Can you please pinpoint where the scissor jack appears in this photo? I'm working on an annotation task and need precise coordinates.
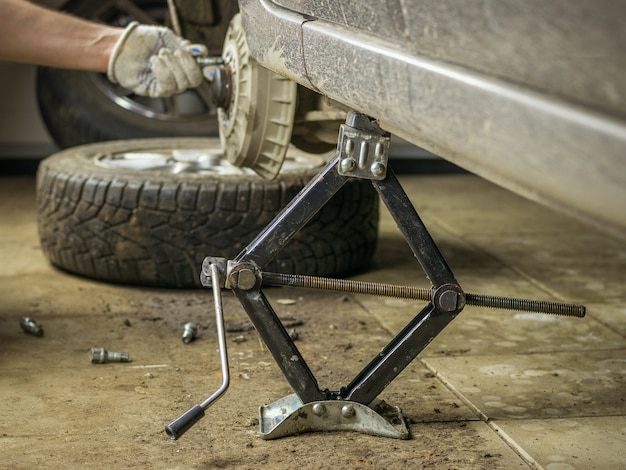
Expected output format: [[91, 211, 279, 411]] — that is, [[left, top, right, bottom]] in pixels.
[[166, 112, 585, 440]]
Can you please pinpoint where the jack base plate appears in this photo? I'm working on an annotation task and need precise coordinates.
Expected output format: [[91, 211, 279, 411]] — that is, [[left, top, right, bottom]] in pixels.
[[259, 394, 409, 440]]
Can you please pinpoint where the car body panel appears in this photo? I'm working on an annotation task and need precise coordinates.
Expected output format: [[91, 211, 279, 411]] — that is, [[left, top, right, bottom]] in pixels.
[[239, 0, 626, 239]]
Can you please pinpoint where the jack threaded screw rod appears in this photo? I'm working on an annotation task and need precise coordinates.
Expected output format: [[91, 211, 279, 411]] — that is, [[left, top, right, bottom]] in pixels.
[[261, 272, 585, 317]]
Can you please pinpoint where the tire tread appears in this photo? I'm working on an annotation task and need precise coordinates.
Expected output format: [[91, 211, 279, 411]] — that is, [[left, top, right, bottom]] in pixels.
[[37, 140, 379, 287]]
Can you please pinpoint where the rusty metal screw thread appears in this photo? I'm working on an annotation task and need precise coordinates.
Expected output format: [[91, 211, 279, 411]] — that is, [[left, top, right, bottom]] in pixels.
[[261, 272, 585, 317], [464, 293, 585, 317], [262, 272, 432, 300]]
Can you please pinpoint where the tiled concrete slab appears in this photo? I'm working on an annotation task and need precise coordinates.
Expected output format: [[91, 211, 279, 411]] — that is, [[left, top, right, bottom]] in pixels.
[[468, 232, 626, 303], [497, 417, 626, 470], [352, 229, 620, 358], [1, 267, 485, 467], [0, 420, 530, 469], [352, 274, 621, 358], [585, 300, 626, 337], [425, 351, 626, 420], [2, 172, 625, 468], [0, 177, 43, 276], [397, 174, 595, 237]]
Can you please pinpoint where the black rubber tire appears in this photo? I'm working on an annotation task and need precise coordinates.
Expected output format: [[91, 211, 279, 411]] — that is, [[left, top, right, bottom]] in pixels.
[[36, 138, 379, 288], [36, 0, 218, 149], [37, 68, 218, 148]]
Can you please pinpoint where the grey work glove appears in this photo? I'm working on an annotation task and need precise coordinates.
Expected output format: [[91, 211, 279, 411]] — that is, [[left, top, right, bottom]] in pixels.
[[107, 21, 207, 98]]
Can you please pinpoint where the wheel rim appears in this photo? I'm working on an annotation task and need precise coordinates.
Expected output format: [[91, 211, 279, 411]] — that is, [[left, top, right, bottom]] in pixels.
[[77, 0, 216, 123], [93, 142, 328, 176]]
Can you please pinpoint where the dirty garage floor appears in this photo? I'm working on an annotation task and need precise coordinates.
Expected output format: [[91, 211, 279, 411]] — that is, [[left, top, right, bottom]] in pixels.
[[1, 172, 624, 469]]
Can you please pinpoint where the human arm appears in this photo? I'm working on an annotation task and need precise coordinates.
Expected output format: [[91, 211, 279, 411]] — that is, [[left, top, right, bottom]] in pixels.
[[0, 0, 208, 97], [0, 0, 121, 72]]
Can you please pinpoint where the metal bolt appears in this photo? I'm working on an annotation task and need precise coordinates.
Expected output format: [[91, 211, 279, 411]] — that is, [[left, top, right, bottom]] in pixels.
[[340, 158, 356, 172], [181, 322, 198, 344], [90, 347, 130, 364], [234, 268, 257, 290], [370, 161, 386, 178], [20, 317, 43, 337], [341, 404, 355, 418], [438, 289, 459, 312], [312, 403, 326, 416], [195, 56, 225, 67]]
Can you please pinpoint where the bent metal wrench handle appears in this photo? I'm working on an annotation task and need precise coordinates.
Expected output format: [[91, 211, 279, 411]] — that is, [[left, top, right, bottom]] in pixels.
[[165, 263, 230, 440]]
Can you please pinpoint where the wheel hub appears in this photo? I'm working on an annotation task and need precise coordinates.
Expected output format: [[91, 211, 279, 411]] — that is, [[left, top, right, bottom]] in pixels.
[[214, 14, 298, 179]]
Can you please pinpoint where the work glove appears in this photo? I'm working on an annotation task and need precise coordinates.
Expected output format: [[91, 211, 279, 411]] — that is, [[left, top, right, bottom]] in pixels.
[[107, 21, 207, 98]]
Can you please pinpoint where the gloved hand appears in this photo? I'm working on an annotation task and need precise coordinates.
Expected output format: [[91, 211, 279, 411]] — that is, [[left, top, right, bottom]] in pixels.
[[107, 21, 207, 98]]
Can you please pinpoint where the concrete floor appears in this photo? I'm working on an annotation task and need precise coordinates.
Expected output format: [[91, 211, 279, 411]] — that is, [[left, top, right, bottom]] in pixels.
[[1, 172, 624, 469]]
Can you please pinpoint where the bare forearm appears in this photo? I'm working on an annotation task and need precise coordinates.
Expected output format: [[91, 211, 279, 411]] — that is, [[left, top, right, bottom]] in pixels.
[[0, 0, 123, 72]]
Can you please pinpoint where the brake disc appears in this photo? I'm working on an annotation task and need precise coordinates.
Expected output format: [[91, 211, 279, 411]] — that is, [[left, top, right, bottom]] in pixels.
[[217, 14, 298, 179]]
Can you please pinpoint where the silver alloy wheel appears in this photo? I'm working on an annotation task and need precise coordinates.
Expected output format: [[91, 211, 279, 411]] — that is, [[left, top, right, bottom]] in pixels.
[[37, 0, 221, 149], [86, 0, 216, 124], [36, 138, 379, 288], [94, 146, 328, 175]]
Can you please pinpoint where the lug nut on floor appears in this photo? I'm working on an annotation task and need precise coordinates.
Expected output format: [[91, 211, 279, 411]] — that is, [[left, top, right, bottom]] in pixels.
[[90, 347, 130, 364], [20, 317, 43, 337], [181, 322, 198, 344]]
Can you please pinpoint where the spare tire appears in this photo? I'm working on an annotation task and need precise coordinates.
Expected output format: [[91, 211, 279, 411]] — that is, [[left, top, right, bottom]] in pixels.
[[36, 138, 379, 287]]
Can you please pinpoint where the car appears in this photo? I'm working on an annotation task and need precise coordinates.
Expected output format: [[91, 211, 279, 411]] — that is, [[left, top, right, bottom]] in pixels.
[[229, 0, 626, 239], [32, 0, 449, 288], [29, 0, 626, 241]]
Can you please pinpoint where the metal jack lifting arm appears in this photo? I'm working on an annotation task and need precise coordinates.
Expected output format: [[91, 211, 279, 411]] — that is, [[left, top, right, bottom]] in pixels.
[[167, 111, 585, 440], [224, 155, 352, 403], [221, 113, 468, 408], [226, 163, 467, 406]]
